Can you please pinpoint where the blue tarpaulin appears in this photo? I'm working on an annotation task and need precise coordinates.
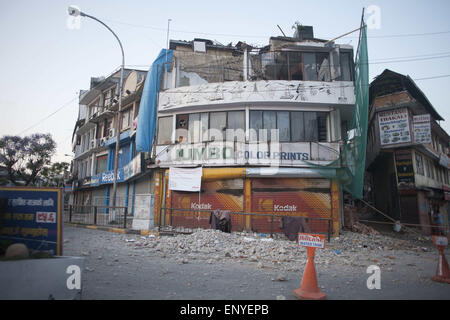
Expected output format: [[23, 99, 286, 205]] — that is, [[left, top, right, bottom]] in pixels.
[[136, 49, 173, 153]]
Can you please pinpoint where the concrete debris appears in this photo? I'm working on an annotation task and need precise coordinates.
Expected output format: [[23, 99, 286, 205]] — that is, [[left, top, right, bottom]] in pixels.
[[349, 222, 379, 235], [114, 227, 434, 273], [276, 295, 286, 300]]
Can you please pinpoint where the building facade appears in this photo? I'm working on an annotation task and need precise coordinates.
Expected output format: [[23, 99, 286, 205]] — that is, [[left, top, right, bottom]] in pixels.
[[150, 27, 358, 236], [366, 69, 450, 234], [70, 68, 154, 228]]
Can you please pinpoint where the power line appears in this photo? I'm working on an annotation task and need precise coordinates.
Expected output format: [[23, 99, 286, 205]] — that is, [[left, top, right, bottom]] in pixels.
[[369, 54, 450, 65], [413, 74, 450, 81], [100, 17, 450, 40], [370, 51, 450, 61], [16, 97, 78, 136]]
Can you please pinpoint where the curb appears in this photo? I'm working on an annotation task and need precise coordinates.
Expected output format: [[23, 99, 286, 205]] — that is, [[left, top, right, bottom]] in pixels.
[[64, 222, 159, 237]]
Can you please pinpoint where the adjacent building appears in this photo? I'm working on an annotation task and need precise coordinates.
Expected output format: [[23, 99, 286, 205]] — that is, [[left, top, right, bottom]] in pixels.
[[70, 68, 154, 228], [366, 69, 450, 234]]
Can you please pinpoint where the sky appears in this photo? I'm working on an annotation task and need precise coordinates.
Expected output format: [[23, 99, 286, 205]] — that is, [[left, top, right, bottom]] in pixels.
[[1, 0, 450, 163]]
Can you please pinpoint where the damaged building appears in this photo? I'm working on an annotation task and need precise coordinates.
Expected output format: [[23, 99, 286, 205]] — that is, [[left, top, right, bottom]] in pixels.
[[365, 69, 450, 234], [150, 26, 358, 236]]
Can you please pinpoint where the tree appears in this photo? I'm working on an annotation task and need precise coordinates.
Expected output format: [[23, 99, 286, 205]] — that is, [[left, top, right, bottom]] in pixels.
[[0, 133, 56, 186], [40, 162, 70, 187]]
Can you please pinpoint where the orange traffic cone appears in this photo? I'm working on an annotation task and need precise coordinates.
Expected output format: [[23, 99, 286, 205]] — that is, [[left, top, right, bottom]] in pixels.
[[431, 245, 450, 284], [293, 247, 326, 300]]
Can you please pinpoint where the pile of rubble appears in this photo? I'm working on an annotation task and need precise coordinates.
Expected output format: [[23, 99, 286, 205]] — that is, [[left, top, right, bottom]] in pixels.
[[124, 227, 433, 272], [348, 222, 380, 235]]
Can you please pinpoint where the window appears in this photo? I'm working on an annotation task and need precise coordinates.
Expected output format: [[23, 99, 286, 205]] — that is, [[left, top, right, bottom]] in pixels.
[[263, 111, 276, 141], [249, 111, 263, 142], [96, 155, 108, 174], [303, 53, 317, 81], [415, 153, 424, 175], [103, 87, 115, 107], [176, 114, 188, 142], [425, 158, 430, 177], [339, 52, 353, 81], [291, 112, 305, 142], [304, 112, 318, 141], [185, 112, 209, 143], [277, 111, 290, 142], [121, 109, 131, 130], [97, 123, 104, 139], [316, 52, 331, 81], [157, 116, 173, 144], [250, 110, 328, 143], [209, 112, 227, 141], [261, 51, 331, 82], [226, 111, 245, 141], [188, 113, 201, 143], [430, 160, 435, 180], [287, 52, 303, 81]]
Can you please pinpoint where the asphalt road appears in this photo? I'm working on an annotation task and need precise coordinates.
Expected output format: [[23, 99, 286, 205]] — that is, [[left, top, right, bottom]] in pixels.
[[62, 226, 450, 300]]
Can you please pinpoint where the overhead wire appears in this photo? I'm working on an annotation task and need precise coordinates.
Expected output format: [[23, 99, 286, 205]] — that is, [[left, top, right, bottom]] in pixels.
[[100, 17, 450, 40]]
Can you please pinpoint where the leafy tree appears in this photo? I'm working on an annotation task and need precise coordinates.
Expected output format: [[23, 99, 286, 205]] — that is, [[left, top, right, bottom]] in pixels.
[[0, 133, 56, 186], [40, 162, 70, 187]]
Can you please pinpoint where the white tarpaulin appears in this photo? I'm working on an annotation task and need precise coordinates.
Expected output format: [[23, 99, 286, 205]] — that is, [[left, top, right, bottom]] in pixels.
[[169, 167, 202, 192]]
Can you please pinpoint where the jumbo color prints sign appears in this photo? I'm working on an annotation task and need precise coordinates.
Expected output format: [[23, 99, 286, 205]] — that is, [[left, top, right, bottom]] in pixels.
[[378, 108, 411, 145], [298, 233, 326, 248], [0, 187, 62, 255]]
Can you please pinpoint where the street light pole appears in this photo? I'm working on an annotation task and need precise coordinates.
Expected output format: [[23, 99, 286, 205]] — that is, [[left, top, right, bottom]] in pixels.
[[68, 6, 124, 218]]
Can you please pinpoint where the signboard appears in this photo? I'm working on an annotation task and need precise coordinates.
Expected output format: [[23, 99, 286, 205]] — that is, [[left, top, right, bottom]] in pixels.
[[395, 149, 415, 187], [170, 179, 243, 230], [169, 167, 202, 192], [378, 108, 411, 145], [443, 185, 450, 201], [298, 233, 326, 249], [413, 114, 431, 144], [99, 168, 124, 185], [432, 235, 448, 247], [439, 153, 450, 170], [124, 153, 143, 181], [0, 187, 62, 255], [156, 141, 339, 167]]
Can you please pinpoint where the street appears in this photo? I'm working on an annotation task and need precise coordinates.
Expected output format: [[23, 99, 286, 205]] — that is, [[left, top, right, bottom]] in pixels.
[[63, 225, 450, 300]]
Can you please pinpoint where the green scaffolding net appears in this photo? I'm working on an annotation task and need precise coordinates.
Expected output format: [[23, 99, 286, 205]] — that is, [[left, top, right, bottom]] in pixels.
[[310, 22, 369, 199]]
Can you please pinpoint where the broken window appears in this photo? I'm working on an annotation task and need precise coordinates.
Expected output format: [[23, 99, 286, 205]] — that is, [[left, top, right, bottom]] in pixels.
[[339, 51, 353, 81], [316, 53, 331, 82], [287, 52, 303, 81], [303, 53, 317, 81]]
